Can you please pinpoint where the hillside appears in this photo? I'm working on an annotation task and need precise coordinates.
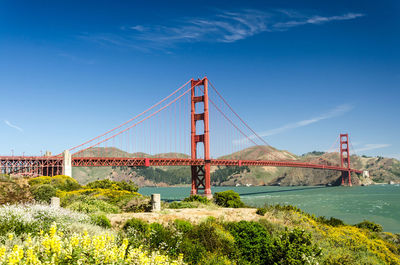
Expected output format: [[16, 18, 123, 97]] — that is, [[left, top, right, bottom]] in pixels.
[[73, 148, 190, 185], [1, 179, 399, 265], [72, 146, 400, 186], [219, 145, 298, 160]]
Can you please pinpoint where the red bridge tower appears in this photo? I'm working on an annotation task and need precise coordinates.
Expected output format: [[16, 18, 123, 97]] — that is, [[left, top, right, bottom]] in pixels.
[[190, 77, 212, 198], [340, 133, 352, 186]]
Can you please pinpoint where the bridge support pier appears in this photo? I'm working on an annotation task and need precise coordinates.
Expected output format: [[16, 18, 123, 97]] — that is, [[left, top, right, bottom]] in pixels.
[[340, 134, 352, 186], [190, 77, 212, 199], [341, 170, 352, 186], [63, 150, 72, 177]]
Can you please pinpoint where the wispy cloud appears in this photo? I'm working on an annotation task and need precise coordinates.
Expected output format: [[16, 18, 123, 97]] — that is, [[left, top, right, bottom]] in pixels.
[[131, 10, 269, 44], [83, 9, 365, 50], [130, 25, 148, 32], [260, 104, 353, 138], [354, 144, 391, 152], [273, 12, 364, 30], [233, 104, 353, 145], [4, 120, 23, 132]]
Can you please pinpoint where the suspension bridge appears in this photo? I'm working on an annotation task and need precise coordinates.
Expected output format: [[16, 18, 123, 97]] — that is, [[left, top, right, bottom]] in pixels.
[[0, 77, 363, 197]]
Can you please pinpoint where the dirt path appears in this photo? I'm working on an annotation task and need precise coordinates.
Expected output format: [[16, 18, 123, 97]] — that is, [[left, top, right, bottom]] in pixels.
[[108, 208, 261, 228]]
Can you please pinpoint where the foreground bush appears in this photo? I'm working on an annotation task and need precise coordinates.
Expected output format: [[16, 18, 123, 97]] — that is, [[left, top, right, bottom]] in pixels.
[[89, 213, 112, 228], [123, 218, 150, 236], [316, 216, 345, 227], [355, 220, 383, 232], [30, 184, 57, 203], [120, 217, 326, 265], [0, 223, 185, 264], [269, 228, 322, 265], [0, 204, 90, 236], [180, 218, 235, 263], [226, 221, 272, 264], [183, 195, 210, 204], [65, 196, 120, 214], [256, 207, 267, 216], [173, 219, 193, 233], [58, 188, 140, 206], [85, 179, 139, 193], [29, 175, 81, 191], [213, 190, 244, 208]]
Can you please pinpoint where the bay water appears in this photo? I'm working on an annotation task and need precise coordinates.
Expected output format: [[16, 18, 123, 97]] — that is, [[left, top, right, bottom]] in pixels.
[[140, 184, 400, 233]]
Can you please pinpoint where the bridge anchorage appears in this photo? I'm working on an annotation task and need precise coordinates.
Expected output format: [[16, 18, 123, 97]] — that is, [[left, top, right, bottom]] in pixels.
[[0, 76, 363, 196]]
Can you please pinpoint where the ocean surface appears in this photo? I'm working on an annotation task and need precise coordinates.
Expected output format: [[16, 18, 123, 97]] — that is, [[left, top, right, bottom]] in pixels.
[[140, 185, 400, 233]]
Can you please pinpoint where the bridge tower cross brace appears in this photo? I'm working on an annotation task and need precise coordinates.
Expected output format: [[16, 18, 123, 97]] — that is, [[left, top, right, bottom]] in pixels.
[[190, 77, 212, 198], [340, 133, 352, 186]]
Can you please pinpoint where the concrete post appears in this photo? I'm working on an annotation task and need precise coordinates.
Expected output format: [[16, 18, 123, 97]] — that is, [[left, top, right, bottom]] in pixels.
[[151, 194, 161, 212], [63, 150, 72, 177], [51, 197, 60, 208]]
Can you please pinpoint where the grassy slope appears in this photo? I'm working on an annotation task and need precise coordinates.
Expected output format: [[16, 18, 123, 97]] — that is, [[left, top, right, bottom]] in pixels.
[[108, 205, 400, 264], [1, 176, 399, 264]]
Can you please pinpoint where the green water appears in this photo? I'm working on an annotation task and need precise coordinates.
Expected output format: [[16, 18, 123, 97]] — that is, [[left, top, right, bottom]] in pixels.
[[140, 185, 400, 233]]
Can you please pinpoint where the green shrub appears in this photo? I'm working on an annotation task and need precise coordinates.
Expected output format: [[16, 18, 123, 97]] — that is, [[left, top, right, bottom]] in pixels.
[[179, 238, 207, 264], [179, 219, 235, 264], [31, 184, 57, 203], [168, 201, 197, 209], [58, 188, 139, 206], [89, 213, 111, 228], [123, 218, 149, 235], [123, 218, 150, 248], [355, 220, 383, 232], [226, 221, 272, 264], [183, 195, 210, 204], [149, 223, 181, 257], [268, 228, 322, 264], [66, 197, 119, 214], [29, 175, 81, 191], [270, 204, 302, 213], [317, 216, 345, 227], [51, 175, 81, 191], [256, 207, 267, 216], [28, 176, 52, 186], [213, 190, 244, 208], [173, 219, 193, 233], [86, 179, 138, 192], [258, 219, 284, 235], [189, 218, 235, 255]]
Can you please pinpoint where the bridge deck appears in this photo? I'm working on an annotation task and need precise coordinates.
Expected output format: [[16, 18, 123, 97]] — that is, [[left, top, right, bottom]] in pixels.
[[0, 156, 362, 174]]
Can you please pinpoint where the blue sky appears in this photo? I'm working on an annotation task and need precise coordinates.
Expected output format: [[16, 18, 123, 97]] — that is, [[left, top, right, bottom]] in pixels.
[[0, 0, 399, 158]]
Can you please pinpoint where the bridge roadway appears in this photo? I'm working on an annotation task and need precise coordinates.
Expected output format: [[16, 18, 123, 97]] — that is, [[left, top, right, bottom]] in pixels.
[[0, 156, 363, 174]]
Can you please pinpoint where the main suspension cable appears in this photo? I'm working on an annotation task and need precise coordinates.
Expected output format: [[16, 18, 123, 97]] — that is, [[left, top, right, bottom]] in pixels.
[[65, 79, 191, 155]]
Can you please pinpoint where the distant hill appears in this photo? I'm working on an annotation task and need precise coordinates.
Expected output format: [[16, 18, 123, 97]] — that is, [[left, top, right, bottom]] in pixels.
[[72, 146, 400, 187], [219, 145, 297, 161], [79, 147, 189, 159]]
